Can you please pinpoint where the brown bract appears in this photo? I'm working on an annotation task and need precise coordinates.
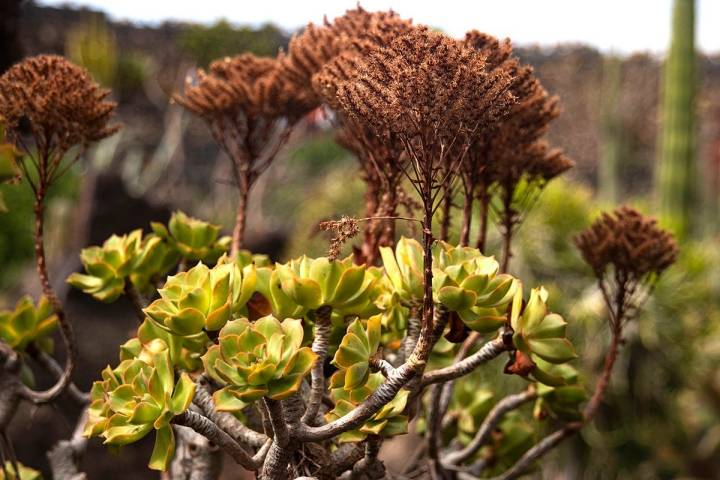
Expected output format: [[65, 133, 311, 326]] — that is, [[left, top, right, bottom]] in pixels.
[[0, 55, 119, 156], [574, 206, 679, 280]]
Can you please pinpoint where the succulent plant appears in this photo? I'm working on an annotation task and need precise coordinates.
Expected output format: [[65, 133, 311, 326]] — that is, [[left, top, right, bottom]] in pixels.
[[202, 316, 316, 411], [274, 255, 377, 313], [151, 211, 231, 264], [84, 341, 196, 471], [533, 363, 586, 421], [451, 381, 495, 444], [432, 241, 518, 333], [380, 238, 518, 333], [379, 237, 425, 303], [0, 296, 58, 352], [484, 413, 536, 475], [326, 373, 409, 442], [0, 462, 43, 480], [144, 260, 256, 336], [506, 287, 578, 386], [329, 315, 381, 392], [67, 229, 176, 302], [120, 318, 210, 372]]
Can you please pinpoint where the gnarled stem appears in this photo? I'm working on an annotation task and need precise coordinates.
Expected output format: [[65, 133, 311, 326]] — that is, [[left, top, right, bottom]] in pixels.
[[421, 334, 509, 387], [173, 410, 262, 471], [193, 378, 268, 447], [302, 306, 332, 425]]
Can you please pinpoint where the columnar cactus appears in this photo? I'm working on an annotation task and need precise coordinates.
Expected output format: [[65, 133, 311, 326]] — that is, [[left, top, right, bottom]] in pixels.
[[202, 316, 316, 411], [151, 211, 231, 263], [656, 0, 697, 238], [84, 342, 196, 470], [0, 296, 58, 352], [143, 260, 255, 336], [67, 229, 175, 302]]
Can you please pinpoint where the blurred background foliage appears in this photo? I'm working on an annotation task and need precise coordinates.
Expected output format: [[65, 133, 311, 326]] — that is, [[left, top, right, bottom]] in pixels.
[[1, 0, 719, 478]]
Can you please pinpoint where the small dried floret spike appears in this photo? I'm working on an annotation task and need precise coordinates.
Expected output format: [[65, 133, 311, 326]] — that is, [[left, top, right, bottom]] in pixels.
[[319, 216, 360, 261], [575, 206, 678, 282], [0, 55, 119, 185]]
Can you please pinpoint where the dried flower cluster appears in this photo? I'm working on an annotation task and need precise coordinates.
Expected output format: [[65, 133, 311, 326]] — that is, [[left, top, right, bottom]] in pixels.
[[309, 9, 414, 264], [175, 53, 314, 253], [318, 215, 360, 260], [282, 7, 414, 107], [0, 55, 119, 163], [575, 206, 679, 281], [335, 27, 515, 148]]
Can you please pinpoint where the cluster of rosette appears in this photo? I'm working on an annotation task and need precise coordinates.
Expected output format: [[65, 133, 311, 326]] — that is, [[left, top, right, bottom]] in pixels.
[[72, 227, 581, 469]]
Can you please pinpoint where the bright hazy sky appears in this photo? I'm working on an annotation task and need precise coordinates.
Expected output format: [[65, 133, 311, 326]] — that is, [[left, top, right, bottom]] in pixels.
[[39, 0, 720, 54]]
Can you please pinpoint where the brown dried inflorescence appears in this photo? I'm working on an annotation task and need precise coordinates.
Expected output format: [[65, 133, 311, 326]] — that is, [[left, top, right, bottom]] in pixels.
[[319, 216, 360, 261], [174, 53, 313, 253], [574, 206, 678, 281], [282, 6, 414, 108], [0, 55, 119, 159], [336, 26, 515, 146]]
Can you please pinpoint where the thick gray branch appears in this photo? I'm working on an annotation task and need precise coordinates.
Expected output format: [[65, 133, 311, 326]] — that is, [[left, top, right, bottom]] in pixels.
[[443, 388, 537, 466], [302, 306, 331, 425], [420, 336, 508, 387], [487, 423, 580, 480], [173, 410, 262, 471], [193, 378, 267, 447], [47, 409, 88, 480]]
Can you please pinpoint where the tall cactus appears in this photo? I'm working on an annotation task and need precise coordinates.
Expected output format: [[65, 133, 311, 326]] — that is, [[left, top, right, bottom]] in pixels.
[[599, 54, 623, 204], [656, 0, 696, 239]]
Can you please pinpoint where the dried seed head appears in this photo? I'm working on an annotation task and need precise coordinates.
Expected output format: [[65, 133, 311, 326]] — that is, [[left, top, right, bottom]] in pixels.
[[0, 55, 119, 155], [335, 26, 516, 145], [574, 206, 679, 281], [282, 7, 414, 109], [319, 216, 361, 261], [525, 140, 575, 182], [175, 53, 312, 121]]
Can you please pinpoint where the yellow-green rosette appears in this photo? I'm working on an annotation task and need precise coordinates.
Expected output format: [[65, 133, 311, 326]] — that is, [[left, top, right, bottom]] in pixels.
[[84, 341, 196, 471], [151, 211, 230, 264], [507, 287, 578, 386], [67, 229, 176, 302], [0, 296, 58, 352], [202, 316, 317, 411], [329, 315, 381, 392], [143, 260, 255, 336], [432, 241, 518, 333]]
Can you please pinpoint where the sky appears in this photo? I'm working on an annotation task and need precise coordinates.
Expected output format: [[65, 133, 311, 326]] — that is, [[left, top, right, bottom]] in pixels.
[[39, 0, 720, 54]]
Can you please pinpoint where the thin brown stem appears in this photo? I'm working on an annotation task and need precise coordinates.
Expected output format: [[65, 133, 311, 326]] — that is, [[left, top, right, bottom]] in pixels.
[[21, 192, 75, 404], [460, 186, 474, 247], [584, 322, 623, 421], [475, 190, 490, 253], [124, 282, 147, 324], [231, 176, 250, 258]]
